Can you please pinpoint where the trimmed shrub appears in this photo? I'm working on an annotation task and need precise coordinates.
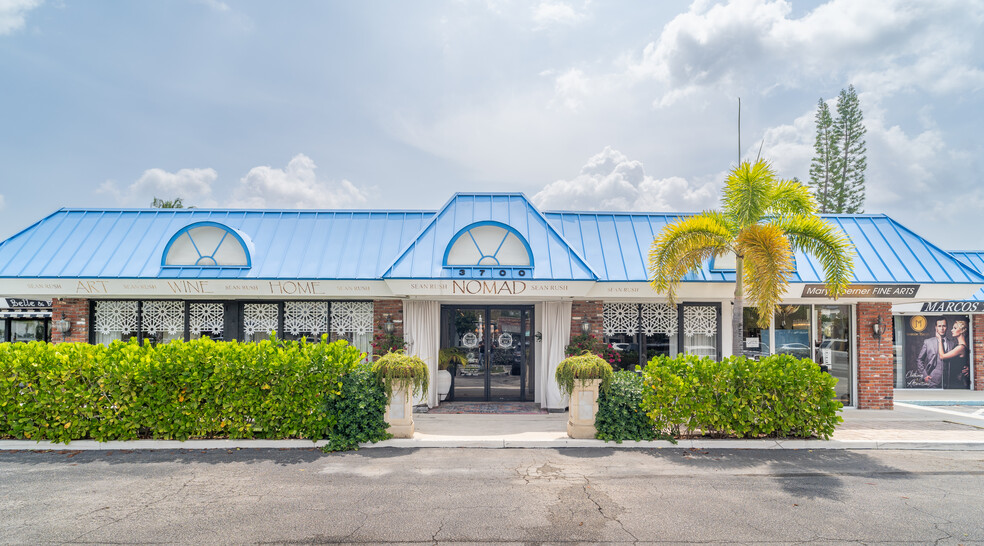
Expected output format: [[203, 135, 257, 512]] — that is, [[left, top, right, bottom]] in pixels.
[[324, 362, 390, 452], [595, 371, 660, 443], [0, 337, 369, 444], [641, 353, 843, 439]]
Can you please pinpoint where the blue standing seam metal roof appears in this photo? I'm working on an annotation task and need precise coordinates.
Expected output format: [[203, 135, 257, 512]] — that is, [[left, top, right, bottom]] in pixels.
[[950, 252, 984, 301], [0, 194, 981, 286]]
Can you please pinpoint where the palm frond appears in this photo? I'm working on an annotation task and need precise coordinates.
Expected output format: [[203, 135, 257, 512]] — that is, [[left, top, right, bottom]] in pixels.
[[649, 213, 732, 304], [736, 224, 794, 328], [767, 178, 817, 218], [722, 160, 775, 229], [779, 215, 855, 298]]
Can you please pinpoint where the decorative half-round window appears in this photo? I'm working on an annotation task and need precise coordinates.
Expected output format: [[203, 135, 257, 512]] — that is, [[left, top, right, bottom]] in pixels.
[[162, 222, 251, 268], [444, 222, 532, 268]]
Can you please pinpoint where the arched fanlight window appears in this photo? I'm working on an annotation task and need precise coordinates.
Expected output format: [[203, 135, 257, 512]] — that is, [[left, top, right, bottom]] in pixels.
[[161, 222, 251, 268], [443, 222, 533, 268]]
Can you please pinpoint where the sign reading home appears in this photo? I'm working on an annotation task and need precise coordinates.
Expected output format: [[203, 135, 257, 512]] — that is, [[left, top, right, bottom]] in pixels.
[[801, 284, 919, 298]]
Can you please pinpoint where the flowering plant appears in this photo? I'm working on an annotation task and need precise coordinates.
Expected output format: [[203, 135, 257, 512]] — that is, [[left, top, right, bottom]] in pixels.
[[564, 334, 622, 368], [371, 331, 406, 359]]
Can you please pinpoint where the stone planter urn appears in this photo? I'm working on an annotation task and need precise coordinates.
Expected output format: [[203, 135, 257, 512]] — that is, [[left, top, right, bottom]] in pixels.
[[384, 381, 415, 439], [567, 378, 602, 439]]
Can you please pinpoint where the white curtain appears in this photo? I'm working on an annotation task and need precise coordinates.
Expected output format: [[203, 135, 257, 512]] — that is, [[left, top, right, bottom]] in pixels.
[[541, 301, 571, 410], [403, 300, 440, 407]]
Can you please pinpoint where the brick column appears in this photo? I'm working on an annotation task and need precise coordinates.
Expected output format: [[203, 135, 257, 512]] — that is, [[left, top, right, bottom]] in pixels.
[[856, 302, 894, 409], [372, 299, 404, 339], [571, 300, 603, 339], [974, 315, 984, 391], [50, 298, 90, 344]]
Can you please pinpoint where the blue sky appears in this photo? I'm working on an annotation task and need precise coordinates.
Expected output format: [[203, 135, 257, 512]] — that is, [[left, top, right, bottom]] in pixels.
[[1, 0, 982, 249]]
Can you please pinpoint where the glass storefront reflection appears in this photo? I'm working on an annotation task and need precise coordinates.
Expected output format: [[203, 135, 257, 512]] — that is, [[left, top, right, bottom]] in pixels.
[[816, 305, 851, 405]]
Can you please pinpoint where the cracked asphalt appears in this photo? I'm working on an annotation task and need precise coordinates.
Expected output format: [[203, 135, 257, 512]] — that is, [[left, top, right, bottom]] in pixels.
[[2, 448, 983, 544]]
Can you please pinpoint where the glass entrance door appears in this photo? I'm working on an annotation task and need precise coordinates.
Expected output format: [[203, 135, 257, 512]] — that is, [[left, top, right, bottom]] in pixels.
[[441, 305, 533, 402]]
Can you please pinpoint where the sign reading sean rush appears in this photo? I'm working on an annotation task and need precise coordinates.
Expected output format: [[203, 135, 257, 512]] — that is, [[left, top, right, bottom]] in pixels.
[[801, 284, 919, 298]]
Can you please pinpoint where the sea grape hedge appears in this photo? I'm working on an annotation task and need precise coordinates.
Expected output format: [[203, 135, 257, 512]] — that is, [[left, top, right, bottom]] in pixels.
[[639, 353, 843, 440], [0, 337, 388, 446]]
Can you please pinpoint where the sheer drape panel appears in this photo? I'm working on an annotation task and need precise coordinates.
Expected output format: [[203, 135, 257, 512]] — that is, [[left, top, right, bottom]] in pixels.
[[541, 301, 571, 410], [403, 300, 440, 407]]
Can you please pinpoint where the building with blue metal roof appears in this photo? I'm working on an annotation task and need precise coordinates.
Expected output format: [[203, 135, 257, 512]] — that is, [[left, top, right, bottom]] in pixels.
[[1, 193, 982, 408]]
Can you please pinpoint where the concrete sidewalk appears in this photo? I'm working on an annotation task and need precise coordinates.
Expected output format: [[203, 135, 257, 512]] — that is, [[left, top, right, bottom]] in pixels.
[[3, 398, 984, 451]]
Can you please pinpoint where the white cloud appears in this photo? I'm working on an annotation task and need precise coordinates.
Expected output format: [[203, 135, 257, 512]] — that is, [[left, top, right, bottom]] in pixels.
[[626, 0, 984, 106], [532, 1, 586, 29], [532, 147, 718, 212], [0, 0, 42, 35], [98, 167, 218, 207], [230, 154, 371, 209]]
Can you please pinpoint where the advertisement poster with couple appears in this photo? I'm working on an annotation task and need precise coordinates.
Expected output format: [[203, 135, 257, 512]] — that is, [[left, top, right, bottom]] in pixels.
[[904, 315, 971, 389]]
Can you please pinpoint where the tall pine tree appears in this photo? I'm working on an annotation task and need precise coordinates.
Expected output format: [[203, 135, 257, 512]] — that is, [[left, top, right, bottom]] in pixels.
[[808, 99, 838, 213], [807, 85, 867, 213], [832, 85, 866, 213]]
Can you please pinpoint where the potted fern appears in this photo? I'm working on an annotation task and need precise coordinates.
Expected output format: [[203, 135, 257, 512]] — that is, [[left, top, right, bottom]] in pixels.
[[437, 347, 467, 402], [555, 352, 614, 439], [372, 351, 429, 438]]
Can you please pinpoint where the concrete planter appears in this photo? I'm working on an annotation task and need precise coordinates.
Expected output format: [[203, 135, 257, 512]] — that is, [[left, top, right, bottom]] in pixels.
[[566, 378, 602, 439], [384, 381, 415, 439]]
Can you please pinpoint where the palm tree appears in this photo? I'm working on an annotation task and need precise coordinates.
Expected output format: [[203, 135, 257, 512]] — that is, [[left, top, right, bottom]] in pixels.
[[648, 159, 854, 358]]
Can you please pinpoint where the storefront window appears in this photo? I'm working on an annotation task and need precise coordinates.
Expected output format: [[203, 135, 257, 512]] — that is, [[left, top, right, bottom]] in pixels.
[[741, 308, 768, 358], [816, 305, 851, 405], [774, 305, 811, 359], [0, 320, 7, 342], [141, 301, 185, 345], [190, 303, 225, 340], [682, 304, 718, 359], [896, 314, 971, 390], [94, 300, 139, 345], [243, 303, 279, 343], [11, 320, 45, 342], [603, 303, 678, 368], [330, 301, 373, 354], [283, 301, 330, 342]]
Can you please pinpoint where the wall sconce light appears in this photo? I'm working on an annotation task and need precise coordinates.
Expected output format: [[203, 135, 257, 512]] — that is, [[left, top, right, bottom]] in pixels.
[[55, 316, 72, 335], [871, 316, 882, 339], [382, 317, 395, 334], [581, 322, 592, 335]]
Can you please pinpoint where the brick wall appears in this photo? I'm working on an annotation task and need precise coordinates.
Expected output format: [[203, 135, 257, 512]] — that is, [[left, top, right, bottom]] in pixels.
[[372, 299, 404, 339], [856, 302, 894, 409], [571, 300, 603, 339], [50, 298, 90, 344], [974, 315, 984, 391]]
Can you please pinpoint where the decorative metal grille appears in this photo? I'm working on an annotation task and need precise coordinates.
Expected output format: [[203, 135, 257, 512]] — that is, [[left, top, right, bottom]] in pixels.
[[141, 301, 185, 335], [94, 300, 139, 335], [331, 301, 373, 335], [285, 301, 329, 336], [683, 305, 718, 337], [603, 303, 639, 336], [641, 303, 677, 336], [243, 303, 279, 336], [190, 303, 224, 336]]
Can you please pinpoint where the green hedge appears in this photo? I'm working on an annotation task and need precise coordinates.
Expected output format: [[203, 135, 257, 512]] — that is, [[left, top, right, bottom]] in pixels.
[[641, 354, 843, 440], [595, 371, 659, 443], [0, 337, 382, 445], [324, 362, 390, 452]]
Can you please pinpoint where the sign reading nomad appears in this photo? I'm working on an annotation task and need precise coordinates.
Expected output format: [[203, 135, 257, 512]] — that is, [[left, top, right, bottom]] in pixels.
[[801, 284, 919, 298]]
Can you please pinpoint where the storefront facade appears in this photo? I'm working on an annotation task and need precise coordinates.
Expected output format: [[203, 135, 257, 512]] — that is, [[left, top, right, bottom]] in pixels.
[[892, 251, 984, 392], [1, 193, 981, 410]]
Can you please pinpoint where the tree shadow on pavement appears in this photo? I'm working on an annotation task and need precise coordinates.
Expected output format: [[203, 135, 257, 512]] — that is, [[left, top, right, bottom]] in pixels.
[[631, 448, 918, 502]]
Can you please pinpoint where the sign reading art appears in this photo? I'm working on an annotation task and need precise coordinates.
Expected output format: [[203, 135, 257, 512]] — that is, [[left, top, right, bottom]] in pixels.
[[800, 284, 919, 298]]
